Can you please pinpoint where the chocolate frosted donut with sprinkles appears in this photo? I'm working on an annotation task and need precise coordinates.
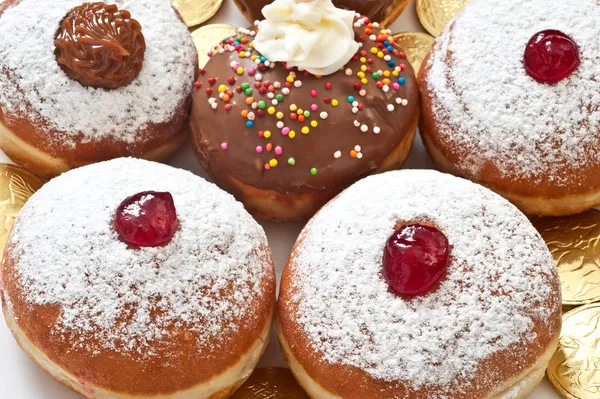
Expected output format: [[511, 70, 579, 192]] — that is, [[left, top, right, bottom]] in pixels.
[[420, 0, 600, 216], [0, 0, 197, 178], [278, 169, 562, 398], [190, 0, 419, 221], [1, 158, 276, 398]]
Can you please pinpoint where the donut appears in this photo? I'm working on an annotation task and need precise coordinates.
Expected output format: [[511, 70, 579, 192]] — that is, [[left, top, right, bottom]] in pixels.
[[419, 0, 600, 216], [232, 0, 410, 29], [191, 5, 419, 221], [278, 170, 561, 398], [1, 158, 276, 398], [0, 0, 198, 178]]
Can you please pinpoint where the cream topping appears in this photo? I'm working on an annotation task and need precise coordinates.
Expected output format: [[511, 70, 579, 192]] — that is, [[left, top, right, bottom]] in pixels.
[[253, 0, 359, 75]]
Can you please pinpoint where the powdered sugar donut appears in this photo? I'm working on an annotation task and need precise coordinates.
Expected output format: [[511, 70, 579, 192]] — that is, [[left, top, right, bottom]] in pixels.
[[0, 0, 197, 178], [278, 170, 561, 398], [419, 0, 600, 216], [1, 158, 276, 398]]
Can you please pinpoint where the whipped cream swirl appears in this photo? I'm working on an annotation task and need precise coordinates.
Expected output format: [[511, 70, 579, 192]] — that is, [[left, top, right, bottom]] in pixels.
[[253, 0, 360, 76]]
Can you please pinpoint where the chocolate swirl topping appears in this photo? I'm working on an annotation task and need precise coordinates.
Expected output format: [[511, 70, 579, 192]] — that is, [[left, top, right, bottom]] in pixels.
[[55, 2, 146, 89]]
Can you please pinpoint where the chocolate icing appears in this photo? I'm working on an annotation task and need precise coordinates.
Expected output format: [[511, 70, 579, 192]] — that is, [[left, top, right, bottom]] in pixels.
[[233, 0, 402, 26], [190, 18, 418, 195], [55, 2, 145, 89]]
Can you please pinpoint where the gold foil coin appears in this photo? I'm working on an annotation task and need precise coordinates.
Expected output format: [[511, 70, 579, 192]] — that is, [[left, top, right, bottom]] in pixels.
[[231, 368, 309, 398], [416, 0, 470, 37], [171, 0, 223, 27], [191, 24, 238, 68], [532, 210, 600, 306], [0, 164, 44, 258], [547, 303, 600, 398], [392, 32, 435, 75]]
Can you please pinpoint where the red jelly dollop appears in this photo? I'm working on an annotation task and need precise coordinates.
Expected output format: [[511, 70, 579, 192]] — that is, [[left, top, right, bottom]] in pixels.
[[115, 191, 178, 247], [382, 224, 449, 297], [523, 30, 580, 84]]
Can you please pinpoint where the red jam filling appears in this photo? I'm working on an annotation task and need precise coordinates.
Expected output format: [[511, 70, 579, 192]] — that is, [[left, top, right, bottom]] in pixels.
[[524, 30, 580, 84], [115, 191, 178, 247], [382, 224, 449, 297]]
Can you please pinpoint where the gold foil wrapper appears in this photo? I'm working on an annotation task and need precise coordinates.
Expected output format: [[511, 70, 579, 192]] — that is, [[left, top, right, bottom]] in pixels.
[[532, 210, 600, 306], [547, 303, 600, 398], [392, 32, 435, 75], [231, 368, 309, 398], [171, 0, 223, 27], [0, 165, 44, 258], [416, 0, 470, 37], [191, 24, 238, 68]]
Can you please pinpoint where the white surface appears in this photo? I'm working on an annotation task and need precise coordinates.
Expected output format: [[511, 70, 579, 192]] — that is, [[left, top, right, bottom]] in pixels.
[[0, 0, 561, 397]]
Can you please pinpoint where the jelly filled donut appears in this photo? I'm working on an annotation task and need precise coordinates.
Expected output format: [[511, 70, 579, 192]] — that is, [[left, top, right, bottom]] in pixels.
[[232, 0, 410, 29], [1, 158, 276, 398], [0, 0, 197, 178], [191, 0, 419, 220], [419, 0, 600, 216], [279, 170, 561, 398]]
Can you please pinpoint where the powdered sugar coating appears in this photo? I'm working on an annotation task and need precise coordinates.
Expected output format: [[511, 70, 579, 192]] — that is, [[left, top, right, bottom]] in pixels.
[[0, 0, 196, 143], [425, 0, 600, 185], [4, 158, 272, 356], [287, 170, 559, 390]]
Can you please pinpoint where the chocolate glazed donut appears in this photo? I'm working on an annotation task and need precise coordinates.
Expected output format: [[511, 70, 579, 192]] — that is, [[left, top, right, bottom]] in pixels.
[[233, 0, 410, 27], [190, 17, 419, 220]]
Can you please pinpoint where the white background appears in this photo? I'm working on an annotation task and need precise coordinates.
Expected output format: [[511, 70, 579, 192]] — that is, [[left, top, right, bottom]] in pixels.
[[0, 0, 561, 397]]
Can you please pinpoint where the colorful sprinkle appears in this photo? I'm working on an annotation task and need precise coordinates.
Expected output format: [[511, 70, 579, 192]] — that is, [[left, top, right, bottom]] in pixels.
[[220, 142, 228, 150], [310, 168, 318, 176], [288, 157, 296, 165], [275, 146, 283, 155]]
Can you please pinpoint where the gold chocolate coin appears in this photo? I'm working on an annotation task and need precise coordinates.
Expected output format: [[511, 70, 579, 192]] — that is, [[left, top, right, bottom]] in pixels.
[[392, 32, 435, 74], [416, 0, 470, 37], [191, 24, 238, 68], [0, 164, 44, 258], [171, 0, 223, 28], [532, 210, 600, 306], [547, 303, 600, 399], [231, 368, 309, 398]]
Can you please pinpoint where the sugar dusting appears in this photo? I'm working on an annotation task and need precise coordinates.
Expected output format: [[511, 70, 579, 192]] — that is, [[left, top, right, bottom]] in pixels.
[[426, 0, 600, 185], [288, 170, 559, 392], [5, 158, 272, 356], [0, 0, 196, 143]]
